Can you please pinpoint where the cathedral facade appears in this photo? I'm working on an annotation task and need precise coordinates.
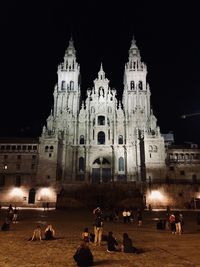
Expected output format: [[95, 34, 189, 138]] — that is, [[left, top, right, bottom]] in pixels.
[[37, 37, 166, 187], [1, 37, 200, 207]]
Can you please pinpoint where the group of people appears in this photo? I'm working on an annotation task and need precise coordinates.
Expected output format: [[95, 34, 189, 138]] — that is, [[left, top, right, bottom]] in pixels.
[[169, 210, 184, 235], [73, 207, 138, 267], [122, 208, 143, 226], [1, 204, 18, 231]]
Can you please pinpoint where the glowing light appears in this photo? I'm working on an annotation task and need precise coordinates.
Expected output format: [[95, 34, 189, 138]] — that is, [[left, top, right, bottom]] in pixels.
[[4, 164, 8, 170], [149, 190, 164, 201], [40, 188, 51, 197], [38, 187, 57, 202], [11, 188, 24, 197]]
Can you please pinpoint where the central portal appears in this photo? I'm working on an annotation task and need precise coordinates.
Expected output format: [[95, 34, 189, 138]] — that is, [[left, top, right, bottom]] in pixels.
[[92, 157, 111, 183]]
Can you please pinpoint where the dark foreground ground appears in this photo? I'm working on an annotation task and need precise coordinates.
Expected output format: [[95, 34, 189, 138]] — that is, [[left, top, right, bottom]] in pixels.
[[0, 208, 200, 267]]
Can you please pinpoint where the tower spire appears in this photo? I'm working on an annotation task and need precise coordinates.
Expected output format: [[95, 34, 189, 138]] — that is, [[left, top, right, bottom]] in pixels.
[[65, 36, 76, 57], [100, 62, 103, 72], [131, 34, 136, 47], [98, 62, 105, 80]]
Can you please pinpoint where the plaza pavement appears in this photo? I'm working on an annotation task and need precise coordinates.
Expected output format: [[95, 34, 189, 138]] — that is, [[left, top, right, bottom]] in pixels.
[[0, 208, 200, 267]]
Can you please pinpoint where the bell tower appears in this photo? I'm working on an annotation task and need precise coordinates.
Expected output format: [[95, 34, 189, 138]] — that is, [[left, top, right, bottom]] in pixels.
[[54, 37, 81, 116], [123, 36, 150, 119]]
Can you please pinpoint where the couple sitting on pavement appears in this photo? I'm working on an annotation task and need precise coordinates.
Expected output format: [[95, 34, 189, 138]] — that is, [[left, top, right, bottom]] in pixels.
[[30, 224, 55, 241], [106, 232, 138, 253]]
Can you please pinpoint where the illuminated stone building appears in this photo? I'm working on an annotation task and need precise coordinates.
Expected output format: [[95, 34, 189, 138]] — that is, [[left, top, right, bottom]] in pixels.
[[38, 36, 166, 188], [1, 37, 200, 207]]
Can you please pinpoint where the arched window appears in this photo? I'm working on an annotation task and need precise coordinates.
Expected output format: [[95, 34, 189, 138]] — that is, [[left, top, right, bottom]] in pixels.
[[130, 81, 135, 90], [28, 188, 36, 204], [61, 81, 66, 90], [93, 118, 95, 126], [118, 135, 123, 144], [138, 81, 143, 90], [148, 145, 153, 152], [70, 81, 74, 90], [98, 131, 105, 145], [45, 146, 49, 152], [50, 146, 54, 152], [80, 135, 85, 145], [98, 116, 105, 125], [119, 157, 124, 171], [153, 145, 158, 152], [79, 157, 85, 172]]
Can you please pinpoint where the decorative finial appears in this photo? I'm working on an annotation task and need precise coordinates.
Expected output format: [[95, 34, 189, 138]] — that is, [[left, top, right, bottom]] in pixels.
[[69, 35, 74, 47], [98, 62, 105, 80], [131, 34, 136, 46], [100, 62, 103, 71]]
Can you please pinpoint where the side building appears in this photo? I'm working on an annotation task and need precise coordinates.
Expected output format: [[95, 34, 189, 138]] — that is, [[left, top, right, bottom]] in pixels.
[[0, 138, 56, 206]]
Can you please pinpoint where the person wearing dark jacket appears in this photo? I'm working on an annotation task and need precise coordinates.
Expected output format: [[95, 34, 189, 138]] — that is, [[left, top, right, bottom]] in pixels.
[[107, 231, 118, 252], [122, 233, 137, 253], [73, 242, 93, 267]]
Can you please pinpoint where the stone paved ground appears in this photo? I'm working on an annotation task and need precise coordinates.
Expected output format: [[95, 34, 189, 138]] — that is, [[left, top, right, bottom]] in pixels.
[[0, 208, 200, 267]]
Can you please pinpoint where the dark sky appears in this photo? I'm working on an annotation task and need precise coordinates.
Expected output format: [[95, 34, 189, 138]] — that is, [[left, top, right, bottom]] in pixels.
[[1, 1, 200, 144]]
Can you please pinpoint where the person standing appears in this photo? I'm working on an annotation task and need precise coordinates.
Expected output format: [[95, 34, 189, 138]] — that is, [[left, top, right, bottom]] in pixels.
[[137, 210, 142, 226], [7, 204, 14, 221], [175, 211, 182, 235], [12, 207, 18, 223], [93, 215, 103, 246], [169, 213, 176, 234], [122, 208, 127, 224]]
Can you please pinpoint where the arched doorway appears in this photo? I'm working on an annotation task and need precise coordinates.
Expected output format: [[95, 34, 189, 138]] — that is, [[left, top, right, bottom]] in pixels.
[[92, 157, 111, 184], [28, 188, 36, 204]]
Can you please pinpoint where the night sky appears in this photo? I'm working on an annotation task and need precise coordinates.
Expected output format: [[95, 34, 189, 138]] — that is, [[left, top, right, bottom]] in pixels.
[[1, 1, 200, 144]]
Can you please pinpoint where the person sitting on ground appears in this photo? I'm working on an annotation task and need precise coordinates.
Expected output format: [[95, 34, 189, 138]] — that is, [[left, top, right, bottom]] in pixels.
[[121, 233, 138, 253], [73, 241, 94, 267], [82, 227, 90, 243], [30, 225, 42, 241], [107, 231, 118, 252], [1, 217, 10, 231], [44, 224, 55, 240]]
